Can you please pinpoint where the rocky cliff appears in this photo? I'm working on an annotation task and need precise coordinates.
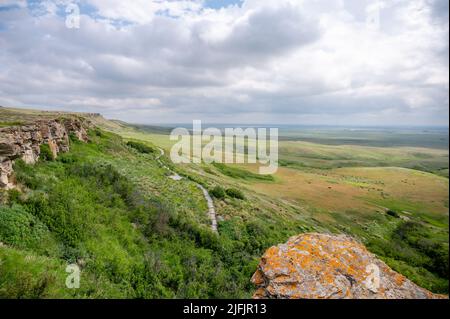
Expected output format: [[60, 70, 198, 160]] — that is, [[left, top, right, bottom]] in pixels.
[[251, 233, 445, 299], [0, 118, 90, 189]]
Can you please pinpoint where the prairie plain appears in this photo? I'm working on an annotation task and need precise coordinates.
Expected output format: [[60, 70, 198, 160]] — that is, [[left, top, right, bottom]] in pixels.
[[116, 122, 449, 292], [1, 107, 448, 296]]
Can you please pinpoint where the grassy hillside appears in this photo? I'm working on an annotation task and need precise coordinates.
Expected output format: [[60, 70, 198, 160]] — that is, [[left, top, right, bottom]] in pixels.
[[99, 120, 449, 294], [0, 125, 323, 298], [0, 107, 448, 297], [278, 141, 449, 177]]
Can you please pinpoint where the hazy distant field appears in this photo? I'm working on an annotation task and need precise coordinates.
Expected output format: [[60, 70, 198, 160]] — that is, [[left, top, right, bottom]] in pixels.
[[115, 123, 449, 232], [279, 126, 449, 149], [117, 123, 449, 176]]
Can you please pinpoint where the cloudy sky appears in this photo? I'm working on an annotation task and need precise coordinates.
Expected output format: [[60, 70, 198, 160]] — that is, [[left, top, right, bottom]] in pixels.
[[0, 0, 448, 125]]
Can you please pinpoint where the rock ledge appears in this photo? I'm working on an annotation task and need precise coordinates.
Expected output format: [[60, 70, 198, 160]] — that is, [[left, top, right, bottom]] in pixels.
[[0, 118, 90, 189]]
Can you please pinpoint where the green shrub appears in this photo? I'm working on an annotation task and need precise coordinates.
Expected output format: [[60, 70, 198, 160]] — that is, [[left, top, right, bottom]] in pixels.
[[0, 204, 55, 251], [13, 160, 40, 189], [94, 129, 103, 137], [68, 132, 77, 143], [226, 188, 245, 200], [7, 189, 22, 203], [394, 221, 449, 279], [386, 210, 400, 218], [0, 262, 56, 299], [3, 131, 270, 298], [39, 144, 54, 161], [57, 153, 78, 164], [25, 187, 88, 253], [144, 201, 175, 236], [126, 141, 155, 154], [210, 186, 225, 199], [86, 128, 102, 140], [367, 220, 449, 293]]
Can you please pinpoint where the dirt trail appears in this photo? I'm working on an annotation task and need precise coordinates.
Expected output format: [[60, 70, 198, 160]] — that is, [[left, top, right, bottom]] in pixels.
[[196, 184, 218, 232], [156, 148, 218, 233]]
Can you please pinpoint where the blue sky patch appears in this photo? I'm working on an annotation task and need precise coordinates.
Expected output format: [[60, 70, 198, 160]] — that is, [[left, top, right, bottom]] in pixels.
[[204, 0, 243, 9]]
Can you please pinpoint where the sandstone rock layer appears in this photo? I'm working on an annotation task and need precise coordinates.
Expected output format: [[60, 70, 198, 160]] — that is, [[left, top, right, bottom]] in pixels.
[[252, 233, 445, 299], [0, 118, 90, 189]]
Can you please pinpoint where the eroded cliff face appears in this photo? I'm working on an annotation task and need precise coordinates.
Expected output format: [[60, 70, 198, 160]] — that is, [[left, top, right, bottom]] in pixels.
[[0, 118, 90, 189], [252, 233, 445, 299]]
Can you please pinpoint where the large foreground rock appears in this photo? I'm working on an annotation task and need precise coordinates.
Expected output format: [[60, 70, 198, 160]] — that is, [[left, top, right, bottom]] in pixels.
[[251, 233, 446, 299]]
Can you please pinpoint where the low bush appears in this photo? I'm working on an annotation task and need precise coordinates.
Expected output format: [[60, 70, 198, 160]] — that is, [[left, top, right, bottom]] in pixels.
[[126, 141, 155, 154], [0, 204, 56, 252], [68, 132, 79, 143], [13, 160, 40, 189], [386, 210, 400, 218], [367, 220, 449, 293], [210, 186, 225, 199], [57, 153, 78, 164], [39, 144, 54, 161], [393, 221, 449, 279], [226, 188, 245, 200]]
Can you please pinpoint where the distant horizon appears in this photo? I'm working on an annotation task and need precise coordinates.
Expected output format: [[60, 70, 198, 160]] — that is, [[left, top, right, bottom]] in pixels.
[[2, 105, 449, 129], [130, 121, 450, 130]]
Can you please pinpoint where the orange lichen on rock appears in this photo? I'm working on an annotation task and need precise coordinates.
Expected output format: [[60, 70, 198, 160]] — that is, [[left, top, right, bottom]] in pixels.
[[251, 233, 447, 299]]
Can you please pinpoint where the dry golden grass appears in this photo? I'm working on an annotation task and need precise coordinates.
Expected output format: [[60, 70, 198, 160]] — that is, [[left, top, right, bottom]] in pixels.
[[243, 165, 448, 219]]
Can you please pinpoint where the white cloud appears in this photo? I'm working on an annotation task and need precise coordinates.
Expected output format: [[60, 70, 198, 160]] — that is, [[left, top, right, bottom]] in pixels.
[[0, 0, 27, 7], [0, 0, 448, 125], [87, 0, 160, 24], [87, 0, 203, 24]]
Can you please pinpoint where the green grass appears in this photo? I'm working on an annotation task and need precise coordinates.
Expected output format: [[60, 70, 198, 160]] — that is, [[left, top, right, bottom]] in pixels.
[[277, 139, 449, 177], [1, 107, 448, 297], [0, 121, 24, 128], [366, 220, 448, 293], [111, 123, 449, 294], [0, 128, 322, 298], [212, 163, 274, 182], [326, 207, 448, 294], [278, 127, 449, 149]]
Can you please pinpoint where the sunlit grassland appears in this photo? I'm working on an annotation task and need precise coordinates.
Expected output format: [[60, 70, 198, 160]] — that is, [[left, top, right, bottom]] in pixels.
[[1, 108, 448, 295], [107, 123, 449, 227], [278, 140, 449, 176], [109, 124, 449, 293], [1, 127, 324, 298]]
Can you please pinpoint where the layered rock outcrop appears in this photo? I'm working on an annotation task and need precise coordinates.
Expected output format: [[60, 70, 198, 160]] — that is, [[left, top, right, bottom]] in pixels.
[[0, 118, 90, 189], [252, 233, 445, 299]]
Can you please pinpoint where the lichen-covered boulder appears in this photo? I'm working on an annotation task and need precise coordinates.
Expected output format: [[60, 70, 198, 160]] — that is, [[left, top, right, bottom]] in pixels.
[[252, 233, 446, 299]]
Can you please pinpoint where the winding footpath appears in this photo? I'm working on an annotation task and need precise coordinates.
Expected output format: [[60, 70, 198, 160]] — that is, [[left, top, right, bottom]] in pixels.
[[156, 148, 218, 233], [196, 184, 218, 232]]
